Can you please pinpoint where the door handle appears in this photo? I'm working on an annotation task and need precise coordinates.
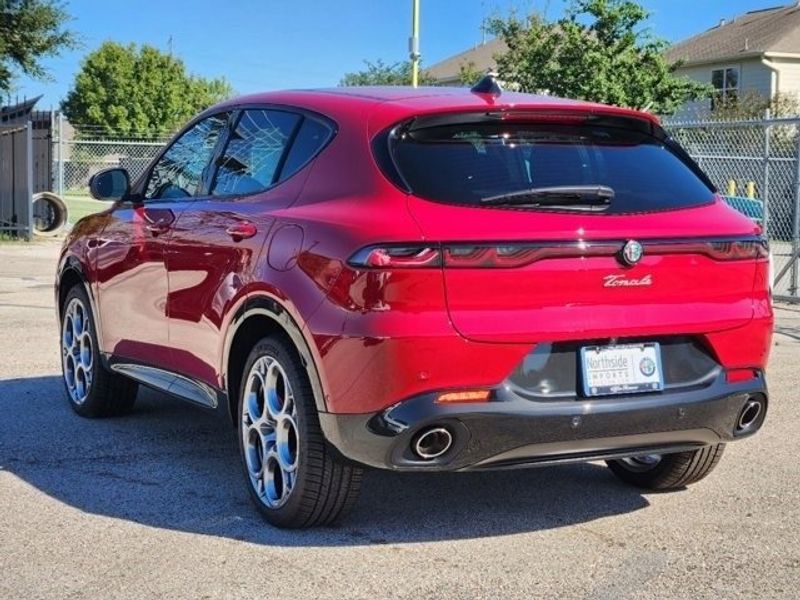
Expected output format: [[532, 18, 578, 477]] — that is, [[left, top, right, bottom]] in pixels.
[[226, 221, 258, 241]]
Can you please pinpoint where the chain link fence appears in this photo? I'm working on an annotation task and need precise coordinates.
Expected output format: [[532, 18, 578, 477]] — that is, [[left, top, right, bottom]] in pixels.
[[664, 116, 800, 301], [55, 138, 166, 196]]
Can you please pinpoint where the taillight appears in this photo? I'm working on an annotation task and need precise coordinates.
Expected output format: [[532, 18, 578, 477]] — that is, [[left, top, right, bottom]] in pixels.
[[640, 238, 769, 261], [348, 238, 769, 269], [442, 245, 557, 268], [347, 245, 441, 268], [706, 240, 769, 261]]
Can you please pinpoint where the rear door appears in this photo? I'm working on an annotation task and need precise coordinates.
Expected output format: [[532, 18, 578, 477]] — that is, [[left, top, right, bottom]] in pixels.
[[393, 113, 763, 343], [166, 108, 333, 388]]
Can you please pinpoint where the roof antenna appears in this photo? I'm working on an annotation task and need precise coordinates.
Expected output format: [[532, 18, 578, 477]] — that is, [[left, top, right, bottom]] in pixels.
[[471, 71, 502, 97]]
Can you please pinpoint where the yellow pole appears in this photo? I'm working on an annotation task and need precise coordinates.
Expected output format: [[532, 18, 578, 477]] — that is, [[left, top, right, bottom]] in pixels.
[[727, 179, 737, 196], [747, 181, 756, 199], [410, 0, 420, 87]]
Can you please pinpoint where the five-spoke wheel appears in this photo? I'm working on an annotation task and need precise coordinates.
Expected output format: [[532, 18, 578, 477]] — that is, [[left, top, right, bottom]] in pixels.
[[242, 355, 300, 509], [62, 297, 94, 405], [59, 285, 138, 417], [237, 336, 362, 528]]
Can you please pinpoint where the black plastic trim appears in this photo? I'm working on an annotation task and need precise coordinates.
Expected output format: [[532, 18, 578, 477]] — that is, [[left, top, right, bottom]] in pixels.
[[318, 373, 768, 472]]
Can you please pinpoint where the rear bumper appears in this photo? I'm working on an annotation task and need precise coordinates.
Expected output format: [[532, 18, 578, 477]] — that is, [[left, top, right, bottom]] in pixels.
[[319, 373, 768, 471]]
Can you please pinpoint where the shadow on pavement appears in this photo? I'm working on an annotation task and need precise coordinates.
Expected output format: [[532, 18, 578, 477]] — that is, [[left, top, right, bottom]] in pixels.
[[1, 375, 650, 546]]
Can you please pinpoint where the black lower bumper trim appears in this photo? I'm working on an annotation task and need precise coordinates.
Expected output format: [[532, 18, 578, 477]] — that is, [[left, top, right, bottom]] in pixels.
[[319, 374, 767, 472]]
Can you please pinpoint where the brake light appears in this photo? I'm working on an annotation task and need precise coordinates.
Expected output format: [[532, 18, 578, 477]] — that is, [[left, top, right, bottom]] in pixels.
[[347, 245, 441, 268], [348, 238, 769, 269], [706, 240, 769, 261], [443, 245, 552, 268], [498, 111, 590, 125]]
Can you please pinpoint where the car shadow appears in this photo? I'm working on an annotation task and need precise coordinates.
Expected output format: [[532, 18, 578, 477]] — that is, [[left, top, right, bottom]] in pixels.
[[1, 375, 651, 546]]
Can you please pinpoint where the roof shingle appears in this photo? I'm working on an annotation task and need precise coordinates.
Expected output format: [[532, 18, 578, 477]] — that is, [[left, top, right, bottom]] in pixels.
[[425, 38, 507, 83], [665, 3, 800, 65]]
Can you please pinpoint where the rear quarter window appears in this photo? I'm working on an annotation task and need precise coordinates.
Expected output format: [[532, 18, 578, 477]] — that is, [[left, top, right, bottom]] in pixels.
[[388, 121, 715, 214], [280, 117, 334, 180]]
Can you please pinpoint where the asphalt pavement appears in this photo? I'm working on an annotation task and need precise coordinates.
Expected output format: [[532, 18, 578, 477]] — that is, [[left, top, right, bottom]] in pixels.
[[1, 239, 799, 600]]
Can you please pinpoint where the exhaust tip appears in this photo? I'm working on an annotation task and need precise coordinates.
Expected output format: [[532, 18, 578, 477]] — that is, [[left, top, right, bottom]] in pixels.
[[737, 398, 763, 431], [412, 427, 453, 460]]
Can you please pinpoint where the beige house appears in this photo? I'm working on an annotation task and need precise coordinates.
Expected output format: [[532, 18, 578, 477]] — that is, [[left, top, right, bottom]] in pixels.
[[428, 3, 800, 116], [666, 3, 800, 116], [426, 38, 506, 86]]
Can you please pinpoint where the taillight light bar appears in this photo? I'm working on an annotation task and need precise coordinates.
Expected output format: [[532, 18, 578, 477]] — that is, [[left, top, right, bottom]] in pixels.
[[347, 238, 769, 269], [647, 239, 769, 261], [347, 246, 442, 268]]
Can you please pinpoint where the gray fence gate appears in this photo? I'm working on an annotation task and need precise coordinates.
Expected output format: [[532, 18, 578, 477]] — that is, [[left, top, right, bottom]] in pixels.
[[666, 116, 800, 302], [0, 124, 33, 240]]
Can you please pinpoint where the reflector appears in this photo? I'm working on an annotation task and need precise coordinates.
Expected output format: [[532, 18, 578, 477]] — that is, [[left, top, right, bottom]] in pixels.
[[436, 390, 491, 403]]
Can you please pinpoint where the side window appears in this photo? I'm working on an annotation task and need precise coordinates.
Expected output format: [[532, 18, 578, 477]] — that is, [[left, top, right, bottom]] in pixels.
[[279, 117, 333, 181], [145, 113, 228, 200], [211, 110, 299, 196]]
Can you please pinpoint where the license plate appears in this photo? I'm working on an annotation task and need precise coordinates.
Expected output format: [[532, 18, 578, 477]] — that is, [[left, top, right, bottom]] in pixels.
[[580, 343, 663, 397]]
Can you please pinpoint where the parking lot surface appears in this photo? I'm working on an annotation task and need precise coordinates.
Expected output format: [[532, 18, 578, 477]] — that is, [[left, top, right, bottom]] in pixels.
[[1, 240, 799, 600]]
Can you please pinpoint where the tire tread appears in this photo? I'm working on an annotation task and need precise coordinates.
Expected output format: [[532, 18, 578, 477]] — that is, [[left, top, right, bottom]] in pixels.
[[607, 443, 726, 491], [238, 335, 362, 528]]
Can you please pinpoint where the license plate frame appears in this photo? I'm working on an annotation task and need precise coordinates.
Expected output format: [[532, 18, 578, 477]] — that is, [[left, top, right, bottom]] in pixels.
[[580, 342, 664, 397]]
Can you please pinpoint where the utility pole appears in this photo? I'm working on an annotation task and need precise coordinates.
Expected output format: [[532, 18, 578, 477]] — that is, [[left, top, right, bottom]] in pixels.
[[410, 0, 420, 87]]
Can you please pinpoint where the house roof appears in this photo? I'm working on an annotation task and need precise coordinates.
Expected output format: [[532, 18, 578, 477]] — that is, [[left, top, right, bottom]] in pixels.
[[666, 3, 800, 65], [425, 37, 508, 83], [0, 96, 42, 124]]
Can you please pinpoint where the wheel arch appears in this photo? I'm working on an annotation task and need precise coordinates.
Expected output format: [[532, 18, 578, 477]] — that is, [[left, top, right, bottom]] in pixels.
[[56, 258, 104, 346], [222, 295, 327, 426]]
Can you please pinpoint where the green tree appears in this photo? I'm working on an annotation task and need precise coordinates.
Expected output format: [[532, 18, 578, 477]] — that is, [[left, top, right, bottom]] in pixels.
[[340, 59, 436, 86], [488, 0, 710, 115], [457, 60, 483, 86], [0, 0, 76, 93], [61, 42, 233, 138]]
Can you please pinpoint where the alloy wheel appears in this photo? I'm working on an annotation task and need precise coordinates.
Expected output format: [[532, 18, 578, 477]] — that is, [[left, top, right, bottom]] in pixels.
[[61, 297, 94, 405], [241, 355, 300, 509], [618, 454, 662, 472]]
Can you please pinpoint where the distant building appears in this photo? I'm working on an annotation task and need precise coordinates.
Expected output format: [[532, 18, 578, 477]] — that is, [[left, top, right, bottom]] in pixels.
[[0, 96, 57, 192], [428, 3, 800, 116], [666, 3, 800, 117], [426, 38, 506, 86]]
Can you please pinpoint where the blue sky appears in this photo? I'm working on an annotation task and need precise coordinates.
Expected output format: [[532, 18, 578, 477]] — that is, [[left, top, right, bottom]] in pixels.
[[6, 0, 790, 109]]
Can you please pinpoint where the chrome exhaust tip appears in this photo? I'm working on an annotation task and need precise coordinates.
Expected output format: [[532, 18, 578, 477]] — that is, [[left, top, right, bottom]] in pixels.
[[737, 398, 763, 431], [412, 427, 453, 460]]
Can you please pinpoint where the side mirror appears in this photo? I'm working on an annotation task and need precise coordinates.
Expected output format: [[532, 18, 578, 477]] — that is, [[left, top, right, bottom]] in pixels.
[[89, 168, 130, 201]]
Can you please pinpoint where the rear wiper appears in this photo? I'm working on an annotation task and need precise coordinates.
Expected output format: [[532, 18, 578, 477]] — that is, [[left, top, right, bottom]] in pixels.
[[480, 185, 615, 209]]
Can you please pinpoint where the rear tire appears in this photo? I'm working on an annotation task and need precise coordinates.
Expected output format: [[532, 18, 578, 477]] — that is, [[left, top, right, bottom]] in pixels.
[[606, 444, 725, 490], [60, 285, 138, 417], [237, 335, 362, 528]]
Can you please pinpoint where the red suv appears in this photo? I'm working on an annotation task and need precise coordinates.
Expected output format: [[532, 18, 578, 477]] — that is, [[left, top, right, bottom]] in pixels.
[[56, 81, 773, 528]]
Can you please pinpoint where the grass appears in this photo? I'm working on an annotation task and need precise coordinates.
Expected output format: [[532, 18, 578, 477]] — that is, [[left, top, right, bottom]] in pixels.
[[0, 232, 26, 243], [64, 194, 107, 224]]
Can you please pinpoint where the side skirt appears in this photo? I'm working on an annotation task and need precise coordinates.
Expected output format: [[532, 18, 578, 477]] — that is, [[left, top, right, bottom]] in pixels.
[[109, 362, 222, 410]]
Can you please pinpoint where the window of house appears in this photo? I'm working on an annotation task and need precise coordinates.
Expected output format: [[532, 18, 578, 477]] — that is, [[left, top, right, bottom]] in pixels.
[[711, 67, 739, 108], [211, 110, 300, 196]]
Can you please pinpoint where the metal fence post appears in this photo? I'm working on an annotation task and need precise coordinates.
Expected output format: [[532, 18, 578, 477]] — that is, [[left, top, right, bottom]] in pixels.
[[57, 112, 64, 197], [792, 127, 800, 296], [762, 111, 772, 238], [25, 123, 33, 240]]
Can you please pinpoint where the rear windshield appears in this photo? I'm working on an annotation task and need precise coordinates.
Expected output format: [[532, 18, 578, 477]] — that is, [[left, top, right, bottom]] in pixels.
[[390, 122, 715, 213]]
